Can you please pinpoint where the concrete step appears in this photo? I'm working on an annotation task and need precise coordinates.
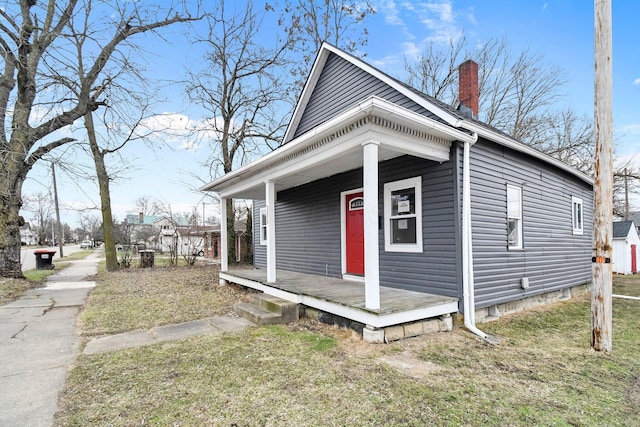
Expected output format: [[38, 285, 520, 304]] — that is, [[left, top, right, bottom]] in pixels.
[[249, 294, 299, 323], [234, 302, 282, 326]]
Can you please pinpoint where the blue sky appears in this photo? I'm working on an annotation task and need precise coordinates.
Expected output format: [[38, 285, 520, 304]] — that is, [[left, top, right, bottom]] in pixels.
[[21, 1, 639, 227]]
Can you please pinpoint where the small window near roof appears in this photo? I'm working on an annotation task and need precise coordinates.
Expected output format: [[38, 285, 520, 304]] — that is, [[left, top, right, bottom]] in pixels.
[[259, 207, 268, 245], [572, 196, 583, 235], [507, 185, 523, 249]]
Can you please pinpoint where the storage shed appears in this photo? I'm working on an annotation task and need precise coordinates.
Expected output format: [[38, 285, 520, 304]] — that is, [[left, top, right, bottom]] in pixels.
[[612, 220, 640, 275]]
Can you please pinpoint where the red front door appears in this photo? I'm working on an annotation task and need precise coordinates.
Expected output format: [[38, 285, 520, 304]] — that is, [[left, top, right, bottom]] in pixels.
[[345, 192, 364, 276], [632, 245, 637, 274]]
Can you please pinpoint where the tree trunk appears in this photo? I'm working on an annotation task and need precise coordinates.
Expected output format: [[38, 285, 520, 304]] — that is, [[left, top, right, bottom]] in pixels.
[[226, 198, 236, 264], [0, 195, 25, 278], [85, 112, 118, 271]]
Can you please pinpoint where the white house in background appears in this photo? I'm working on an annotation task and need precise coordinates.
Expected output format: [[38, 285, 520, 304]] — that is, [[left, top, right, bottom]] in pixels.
[[612, 220, 640, 275], [19, 222, 37, 245]]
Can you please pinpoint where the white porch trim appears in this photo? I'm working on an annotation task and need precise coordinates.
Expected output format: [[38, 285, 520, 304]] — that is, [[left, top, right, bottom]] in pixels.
[[219, 197, 228, 284], [265, 181, 276, 283], [219, 271, 459, 329], [363, 141, 380, 309]]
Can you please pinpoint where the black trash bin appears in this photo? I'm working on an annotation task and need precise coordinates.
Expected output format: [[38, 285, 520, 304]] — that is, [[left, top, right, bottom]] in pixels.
[[34, 249, 56, 270], [139, 249, 155, 268]]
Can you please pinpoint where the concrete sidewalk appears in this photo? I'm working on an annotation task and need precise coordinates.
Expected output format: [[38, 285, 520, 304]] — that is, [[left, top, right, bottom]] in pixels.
[[83, 315, 254, 355], [0, 250, 254, 426], [0, 251, 100, 427]]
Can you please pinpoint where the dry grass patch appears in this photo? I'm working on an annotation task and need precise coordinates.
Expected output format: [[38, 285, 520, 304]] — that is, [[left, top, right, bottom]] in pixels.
[[80, 265, 254, 336], [56, 274, 640, 426], [0, 277, 38, 304]]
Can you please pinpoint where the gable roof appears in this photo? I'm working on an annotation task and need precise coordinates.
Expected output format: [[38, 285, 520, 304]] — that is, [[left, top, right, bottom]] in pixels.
[[613, 221, 635, 238], [283, 44, 463, 144], [283, 43, 591, 185], [202, 43, 591, 198]]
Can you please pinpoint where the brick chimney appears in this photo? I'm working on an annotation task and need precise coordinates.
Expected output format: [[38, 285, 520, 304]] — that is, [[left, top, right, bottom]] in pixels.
[[459, 59, 479, 119]]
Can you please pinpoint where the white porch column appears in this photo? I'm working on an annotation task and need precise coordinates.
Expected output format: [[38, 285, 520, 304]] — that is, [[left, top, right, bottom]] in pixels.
[[266, 181, 277, 282], [219, 196, 228, 285], [363, 141, 380, 309]]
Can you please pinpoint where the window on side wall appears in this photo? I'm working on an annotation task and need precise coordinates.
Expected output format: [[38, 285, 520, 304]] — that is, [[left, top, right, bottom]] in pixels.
[[507, 185, 523, 249], [384, 176, 423, 253], [259, 207, 268, 245], [571, 196, 583, 235]]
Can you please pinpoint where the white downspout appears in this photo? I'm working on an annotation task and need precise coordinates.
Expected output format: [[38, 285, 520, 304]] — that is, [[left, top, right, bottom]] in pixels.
[[462, 134, 488, 340]]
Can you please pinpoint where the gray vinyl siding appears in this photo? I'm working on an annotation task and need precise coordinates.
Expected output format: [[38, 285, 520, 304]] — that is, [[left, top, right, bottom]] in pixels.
[[378, 156, 459, 297], [253, 154, 460, 297], [293, 53, 440, 140], [466, 138, 593, 308]]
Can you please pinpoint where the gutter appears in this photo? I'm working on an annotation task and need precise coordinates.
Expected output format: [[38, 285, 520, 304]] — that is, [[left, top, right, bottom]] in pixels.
[[461, 133, 490, 341]]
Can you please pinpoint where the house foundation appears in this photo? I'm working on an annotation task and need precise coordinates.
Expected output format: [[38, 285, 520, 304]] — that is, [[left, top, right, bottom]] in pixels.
[[473, 284, 591, 323]]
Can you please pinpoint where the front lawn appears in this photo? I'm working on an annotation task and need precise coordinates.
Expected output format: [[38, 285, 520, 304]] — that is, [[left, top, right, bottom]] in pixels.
[[55, 269, 640, 426]]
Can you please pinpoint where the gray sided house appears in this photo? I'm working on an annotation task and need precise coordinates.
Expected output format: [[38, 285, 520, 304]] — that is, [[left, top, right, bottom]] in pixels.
[[202, 43, 593, 342]]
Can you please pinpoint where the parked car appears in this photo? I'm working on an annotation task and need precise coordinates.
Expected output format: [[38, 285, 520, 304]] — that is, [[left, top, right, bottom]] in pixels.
[[80, 240, 93, 249]]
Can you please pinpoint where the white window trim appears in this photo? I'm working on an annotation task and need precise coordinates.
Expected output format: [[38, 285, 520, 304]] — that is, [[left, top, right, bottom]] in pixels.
[[507, 184, 523, 250], [259, 207, 268, 245], [384, 176, 423, 253], [571, 196, 584, 235]]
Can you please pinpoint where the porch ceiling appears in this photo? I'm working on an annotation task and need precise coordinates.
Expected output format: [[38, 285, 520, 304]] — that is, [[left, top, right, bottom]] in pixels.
[[203, 96, 475, 200]]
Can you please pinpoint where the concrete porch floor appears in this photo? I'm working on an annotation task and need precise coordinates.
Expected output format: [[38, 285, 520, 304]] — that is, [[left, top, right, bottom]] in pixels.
[[220, 268, 459, 330]]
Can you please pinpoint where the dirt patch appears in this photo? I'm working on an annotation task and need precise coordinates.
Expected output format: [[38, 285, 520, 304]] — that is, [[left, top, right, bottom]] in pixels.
[[378, 351, 441, 378], [628, 373, 640, 413]]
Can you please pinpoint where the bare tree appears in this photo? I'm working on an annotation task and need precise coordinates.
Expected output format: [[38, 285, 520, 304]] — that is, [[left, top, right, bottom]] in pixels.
[[135, 196, 162, 216], [530, 109, 595, 175], [186, 1, 294, 264], [22, 192, 55, 245], [405, 36, 640, 206], [406, 36, 566, 142], [280, 0, 376, 83], [613, 161, 640, 218], [0, 0, 200, 278]]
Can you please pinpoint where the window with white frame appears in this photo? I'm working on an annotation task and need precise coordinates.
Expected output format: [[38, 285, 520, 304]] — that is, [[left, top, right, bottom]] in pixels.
[[507, 185, 523, 249], [571, 196, 583, 235], [259, 207, 268, 245], [384, 176, 423, 252]]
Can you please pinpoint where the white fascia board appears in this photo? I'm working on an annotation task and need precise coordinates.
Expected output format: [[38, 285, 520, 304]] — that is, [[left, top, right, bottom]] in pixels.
[[203, 97, 474, 196], [459, 120, 594, 186]]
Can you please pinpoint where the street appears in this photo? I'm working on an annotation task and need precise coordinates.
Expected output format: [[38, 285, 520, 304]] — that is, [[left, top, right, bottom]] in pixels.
[[21, 244, 85, 272]]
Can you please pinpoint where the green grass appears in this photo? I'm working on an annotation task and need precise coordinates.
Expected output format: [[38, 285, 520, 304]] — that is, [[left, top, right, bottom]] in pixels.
[[55, 273, 640, 426]]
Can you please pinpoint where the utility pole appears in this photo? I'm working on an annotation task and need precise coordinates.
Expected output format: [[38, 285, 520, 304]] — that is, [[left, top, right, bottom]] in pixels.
[[592, 0, 613, 353], [51, 163, 64, 258]]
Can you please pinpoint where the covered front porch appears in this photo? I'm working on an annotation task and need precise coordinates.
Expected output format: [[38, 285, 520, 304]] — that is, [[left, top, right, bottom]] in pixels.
[[221, 268, 459, 329]]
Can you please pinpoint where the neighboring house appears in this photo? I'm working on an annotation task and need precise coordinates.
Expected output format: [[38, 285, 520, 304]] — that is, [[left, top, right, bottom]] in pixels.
[[612, 221, 640, 275], [202, 220, 251, 262], [19, 222, 37, 246], [201, 43, 593, 342]]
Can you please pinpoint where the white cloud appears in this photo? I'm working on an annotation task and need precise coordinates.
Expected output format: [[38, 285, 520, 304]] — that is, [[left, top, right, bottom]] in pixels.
[[634, 78, 640, 85], [378, 1, 469, 48], [622, 124, 640, 134], [413, 1, 465, 44]]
